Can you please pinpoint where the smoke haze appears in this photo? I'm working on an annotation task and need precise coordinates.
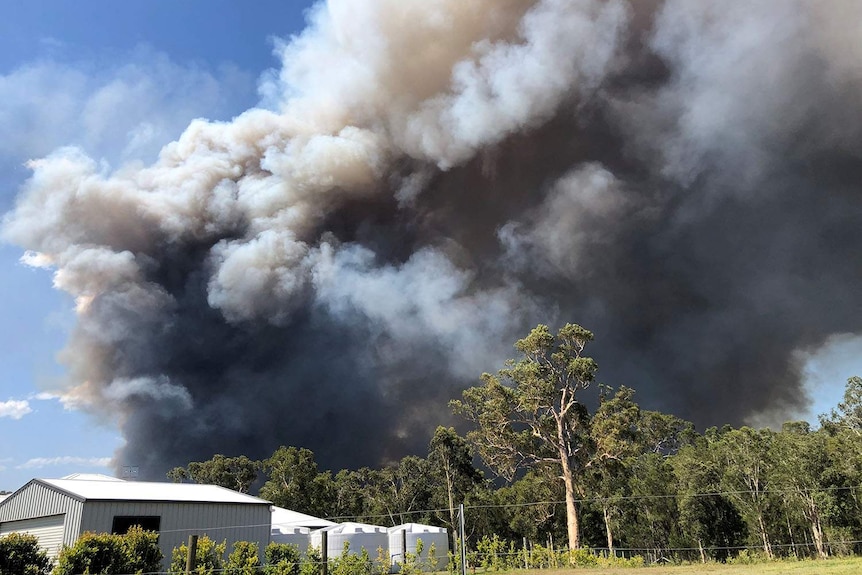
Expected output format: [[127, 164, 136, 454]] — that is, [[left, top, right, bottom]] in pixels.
[[5, 0, 862, 477]]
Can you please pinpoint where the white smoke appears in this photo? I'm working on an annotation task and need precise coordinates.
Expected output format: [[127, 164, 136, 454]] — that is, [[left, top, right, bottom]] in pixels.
[[499, 163, 633, 279]]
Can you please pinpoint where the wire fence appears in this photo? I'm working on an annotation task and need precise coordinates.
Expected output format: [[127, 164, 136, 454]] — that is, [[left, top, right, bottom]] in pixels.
[[10, 484, 862, 574]]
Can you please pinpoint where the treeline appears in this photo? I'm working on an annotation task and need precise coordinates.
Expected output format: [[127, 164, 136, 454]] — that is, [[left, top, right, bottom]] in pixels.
[[170, 381, 862, 563], [167, 325, 862, 564]]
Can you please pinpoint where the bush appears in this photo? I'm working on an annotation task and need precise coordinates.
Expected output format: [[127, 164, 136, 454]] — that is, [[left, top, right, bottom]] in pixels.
[[299, 545, 322, 575], [568, 548, 599, 567], [53, 532, 130, 575], [474, 535, 518, 571], [226, 540, 261, 575], [169, 535, 226, 574], [727, 549, 768, 565], [329, 543, 373, 575], [265, 542, 302, 575], [0, 532, 51, 575], [52, 528, 162, 574], [121, 526, 163, 574]]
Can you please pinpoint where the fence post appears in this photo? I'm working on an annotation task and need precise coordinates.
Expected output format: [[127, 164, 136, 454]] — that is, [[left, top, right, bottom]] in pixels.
[[459, 503, 467, 575], [185, 534, 198, 574], [322, 530, 328, 575]]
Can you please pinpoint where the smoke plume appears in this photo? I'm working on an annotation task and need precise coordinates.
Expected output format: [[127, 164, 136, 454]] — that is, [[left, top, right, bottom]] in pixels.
[[5, 0, 862, 477]]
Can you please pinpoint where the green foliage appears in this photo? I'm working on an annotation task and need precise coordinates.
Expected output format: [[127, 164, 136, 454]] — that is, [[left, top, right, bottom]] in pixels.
[[181, 454, 260, 493], [169, 535, 226, 575], [166, 466, 189, 483], [372, 546, 391, 575], [398, 538, 428, 575], [226, 540, 261, 575], [427, 426, 484, 532], [474, 535, 518, 571], [52, 528, 160, 575], [299, 546, 322, 575], [265, 542, 302, 575], [329, 543, 373, 575], [261, 447, 332, 516], [119, 526, 163, 574], [567, 548, 599, 567], [53, 532, 126, 575], [0, 532, 51, 575], [726, 548, 768, 565], [452, 323, 600, 550], [821, 376, 862, 435]]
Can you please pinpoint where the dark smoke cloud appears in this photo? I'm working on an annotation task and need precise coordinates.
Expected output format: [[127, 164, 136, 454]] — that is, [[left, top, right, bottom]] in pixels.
[[4, 0, 862, 478]]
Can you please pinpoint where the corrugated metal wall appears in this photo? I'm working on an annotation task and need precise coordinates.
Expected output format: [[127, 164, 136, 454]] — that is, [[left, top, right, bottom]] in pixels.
[[0, 515, 66, 559], [0, 481, 83, 549], [81, 501, 272, 570]]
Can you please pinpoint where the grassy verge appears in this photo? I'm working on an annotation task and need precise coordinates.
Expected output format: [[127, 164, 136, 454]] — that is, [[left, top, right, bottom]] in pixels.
[[477, 556, 862, 575]]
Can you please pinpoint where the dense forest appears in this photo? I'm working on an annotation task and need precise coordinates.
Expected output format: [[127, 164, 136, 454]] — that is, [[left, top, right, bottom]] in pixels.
[[168, 325, 862, 564]]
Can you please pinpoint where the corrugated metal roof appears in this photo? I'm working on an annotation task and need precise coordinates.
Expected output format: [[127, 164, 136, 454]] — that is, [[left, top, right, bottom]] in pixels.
[[316, 521, 387, 534], [40, 478, 270, 505], [271, 506, 336, 530], [60, 473, 124, 481], [387, 523, 447, 534]]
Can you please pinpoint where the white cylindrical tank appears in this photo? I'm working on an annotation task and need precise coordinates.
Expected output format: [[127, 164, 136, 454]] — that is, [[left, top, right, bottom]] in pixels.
[[271, 525, 311, 551], [387, 523, 449, 570], [310, 522, 388, 559]]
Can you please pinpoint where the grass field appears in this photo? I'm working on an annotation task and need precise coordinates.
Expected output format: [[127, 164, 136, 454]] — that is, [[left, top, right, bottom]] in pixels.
[[489, 557, 862, 575]]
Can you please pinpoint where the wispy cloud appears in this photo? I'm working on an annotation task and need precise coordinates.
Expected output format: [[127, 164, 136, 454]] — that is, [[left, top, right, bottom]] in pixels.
[[0, 400, 32, 419], [30, 391, 60, 401], [17, 456, 112, 470], [0, 46, 254, 167]]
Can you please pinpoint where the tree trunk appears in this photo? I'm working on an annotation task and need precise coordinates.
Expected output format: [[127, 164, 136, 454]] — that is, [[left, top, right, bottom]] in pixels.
[[557, 411, 580, 553], [602, 506, 615, 557], [562, 469, 580, 551], [445, 465, 456, 533], [802, 498, 827, 559], [810, 516, 827, 559], [559, 449, 580, 551], [757, 513, 773, 559], [697, 539, 706, 563], [785, 511, 798, 559]]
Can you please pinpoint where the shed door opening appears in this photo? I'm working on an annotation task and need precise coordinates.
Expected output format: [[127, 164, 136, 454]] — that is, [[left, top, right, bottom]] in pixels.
[[112, 515, 161, 534]]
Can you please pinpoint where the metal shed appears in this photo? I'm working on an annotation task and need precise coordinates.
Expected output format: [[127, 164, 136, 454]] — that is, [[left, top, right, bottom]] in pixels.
[[0, 475, 272, 571]]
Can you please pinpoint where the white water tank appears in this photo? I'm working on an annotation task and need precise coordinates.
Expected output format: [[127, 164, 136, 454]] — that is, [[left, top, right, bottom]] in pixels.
[[387, 523, 449, 570], [271, 524, 311, 550], [310, 522, 388, 559]]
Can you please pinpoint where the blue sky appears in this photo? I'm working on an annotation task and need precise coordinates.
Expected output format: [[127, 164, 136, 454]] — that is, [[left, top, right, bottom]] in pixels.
[[0, 0, 317, 491]]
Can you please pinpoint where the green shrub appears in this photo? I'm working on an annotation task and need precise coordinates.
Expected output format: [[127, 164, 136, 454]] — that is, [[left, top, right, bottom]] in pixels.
[[475, 535, 517, 571], [265, 542, 302, 575], [53, 532, 128, 575], [329, 543, 373, 575], [299, 545, 322, 575], [727, 549, 768, 565], [372, 546, 391, 575], [52, 527, 162, 575], [169, 535, 226, 574], [568, 548, 598, 567], [0, 532, 51, 575], [121, 526, 162, 574], [226, 540, 261, 575]]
